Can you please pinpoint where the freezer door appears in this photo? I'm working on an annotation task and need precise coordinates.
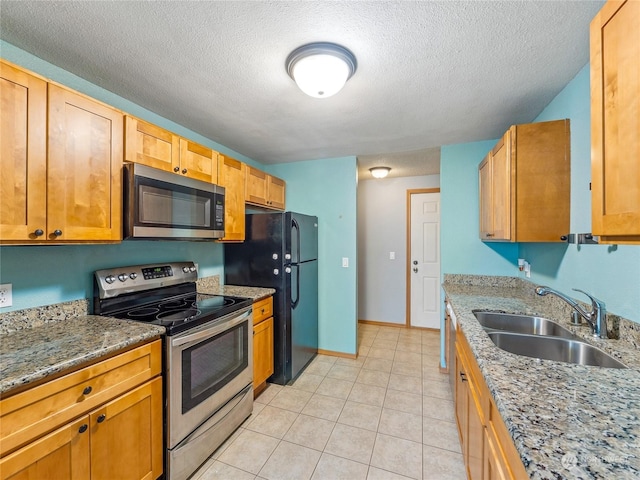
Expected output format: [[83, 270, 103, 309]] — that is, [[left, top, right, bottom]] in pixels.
[[289, 213, 318, 264], [289, 260, 318, 380]]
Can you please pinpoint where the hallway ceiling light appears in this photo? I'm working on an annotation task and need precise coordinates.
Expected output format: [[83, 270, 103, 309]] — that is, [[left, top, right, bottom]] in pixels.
[[285, 42, 357, 98], [369, 167, 391, 179]]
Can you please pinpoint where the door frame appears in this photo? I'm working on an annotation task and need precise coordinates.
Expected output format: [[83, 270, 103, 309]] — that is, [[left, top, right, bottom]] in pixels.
[[405, 188, 441, 328]]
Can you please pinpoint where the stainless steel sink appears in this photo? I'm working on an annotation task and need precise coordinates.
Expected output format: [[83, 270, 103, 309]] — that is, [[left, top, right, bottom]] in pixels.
[[487, 332, 627, 369], [473, 311, 577, 339]]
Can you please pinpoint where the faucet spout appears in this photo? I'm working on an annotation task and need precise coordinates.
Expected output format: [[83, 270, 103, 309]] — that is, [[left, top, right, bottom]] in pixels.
[[535, 286, 608, 339]]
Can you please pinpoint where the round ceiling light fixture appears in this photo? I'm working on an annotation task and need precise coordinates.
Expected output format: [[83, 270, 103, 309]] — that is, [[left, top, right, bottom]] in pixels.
[[285, 42, 357, 98], [369, 167, 391, 179]]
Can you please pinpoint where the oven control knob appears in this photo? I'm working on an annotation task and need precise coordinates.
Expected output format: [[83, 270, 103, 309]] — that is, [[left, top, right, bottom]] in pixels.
[[189, 266, 197, 272], [285, 267, 292, 274], [273, 269, 279, 276], [285, 253, 291, 260], [118, 274, 128, 282], [129, 273, 137, 280], [182, 266, 190, 273], [272, 253, 278, 260], [105, 275, 116, 284]]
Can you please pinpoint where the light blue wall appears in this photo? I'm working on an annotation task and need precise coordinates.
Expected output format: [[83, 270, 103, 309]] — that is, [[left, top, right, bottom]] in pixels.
[[269, 157, 358, 355], [521, 64, 640, 322]]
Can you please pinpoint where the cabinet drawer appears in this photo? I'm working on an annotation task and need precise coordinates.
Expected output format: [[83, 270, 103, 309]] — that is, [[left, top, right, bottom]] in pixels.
[[0, 340, 161, 456], [253, 296, 273, 325]]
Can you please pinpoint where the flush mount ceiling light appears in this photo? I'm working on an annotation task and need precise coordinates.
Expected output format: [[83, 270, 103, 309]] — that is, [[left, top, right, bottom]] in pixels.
[[369, 167, 391, 179], [285, 42, 357, 98]]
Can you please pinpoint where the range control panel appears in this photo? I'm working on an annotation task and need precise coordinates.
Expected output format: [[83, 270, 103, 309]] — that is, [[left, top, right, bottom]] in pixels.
[[95, 262, 198, 299]]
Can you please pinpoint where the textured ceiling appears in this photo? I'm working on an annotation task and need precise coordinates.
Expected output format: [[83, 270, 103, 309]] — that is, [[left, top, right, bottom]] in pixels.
[[1, 1, 604, 176]]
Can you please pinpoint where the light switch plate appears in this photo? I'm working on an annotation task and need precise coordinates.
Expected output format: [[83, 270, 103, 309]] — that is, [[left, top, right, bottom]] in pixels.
[[342, 257, 349, 268], [389, 252, 395, 260]]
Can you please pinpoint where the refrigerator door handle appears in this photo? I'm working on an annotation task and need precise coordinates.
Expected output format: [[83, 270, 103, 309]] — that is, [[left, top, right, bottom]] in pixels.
[[291, 217, 301, 264], [291, 264, 300, 309]]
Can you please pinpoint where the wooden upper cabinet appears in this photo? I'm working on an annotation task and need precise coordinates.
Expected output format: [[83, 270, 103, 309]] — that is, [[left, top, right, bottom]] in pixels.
[[590, 0, 640, 243], [48, 85, 123, 242], [479, 119, 570, 242], [1, 61, 122, 244], [217, 155, 246, 241], [245, 165, 286, 210], [0, 61, 47, 241], [125, 116, 179, 172], [125, 116, 218, 183]]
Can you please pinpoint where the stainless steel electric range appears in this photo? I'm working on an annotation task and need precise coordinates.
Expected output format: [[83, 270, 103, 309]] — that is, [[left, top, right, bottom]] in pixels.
[[94, 262, 253, 480]]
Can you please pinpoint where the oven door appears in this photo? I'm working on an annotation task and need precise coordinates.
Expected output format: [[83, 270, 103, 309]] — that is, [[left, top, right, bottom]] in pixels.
[[167, 307, 252, 448]]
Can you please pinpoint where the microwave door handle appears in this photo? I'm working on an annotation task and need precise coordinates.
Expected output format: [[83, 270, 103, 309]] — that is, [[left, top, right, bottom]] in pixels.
[[171, 310, 251, 347]]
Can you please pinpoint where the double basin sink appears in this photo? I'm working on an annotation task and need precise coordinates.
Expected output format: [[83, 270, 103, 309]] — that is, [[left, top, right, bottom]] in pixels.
[[473, 311, 626, 369]]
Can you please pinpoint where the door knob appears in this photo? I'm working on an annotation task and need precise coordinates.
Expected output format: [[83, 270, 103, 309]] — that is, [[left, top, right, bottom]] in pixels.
[[413, 260, 418, 265], [413, 267, 418, 273]]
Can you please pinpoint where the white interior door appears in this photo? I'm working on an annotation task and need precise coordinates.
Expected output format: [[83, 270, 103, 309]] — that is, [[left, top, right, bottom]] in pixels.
[[410, 192, 441, 329]]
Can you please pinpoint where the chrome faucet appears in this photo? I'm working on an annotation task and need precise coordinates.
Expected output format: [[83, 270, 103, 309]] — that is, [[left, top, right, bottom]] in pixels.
[[535, 286, 608, 339]]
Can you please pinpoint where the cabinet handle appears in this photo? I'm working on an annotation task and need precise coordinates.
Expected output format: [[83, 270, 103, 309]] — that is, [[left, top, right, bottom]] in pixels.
[[174, 166, 180, 172], [78, 424, 88, 434], [560, 235, 568, 241], [182, 168, 188, 174], [459, 371, 467, 382], [34, 229, 44, 237], [82, 386, 92, 395], [53, 229, 63, 237], [485, 233, 494, 238], [97, 414, 106, 423], [261, 308, 265, 314]]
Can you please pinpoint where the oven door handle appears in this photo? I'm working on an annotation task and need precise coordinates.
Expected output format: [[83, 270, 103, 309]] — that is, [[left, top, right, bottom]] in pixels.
[[171, 309, 251, 347]]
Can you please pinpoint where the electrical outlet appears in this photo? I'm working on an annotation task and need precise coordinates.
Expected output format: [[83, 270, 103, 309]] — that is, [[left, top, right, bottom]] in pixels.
[[0, 284, 13, 307]]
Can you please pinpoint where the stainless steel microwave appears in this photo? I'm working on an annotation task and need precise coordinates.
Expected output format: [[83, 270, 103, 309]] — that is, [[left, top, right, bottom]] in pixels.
[[123, 163, 225, 240]]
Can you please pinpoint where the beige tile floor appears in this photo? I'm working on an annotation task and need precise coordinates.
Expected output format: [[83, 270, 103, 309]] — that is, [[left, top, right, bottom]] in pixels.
[[192, 324, 466, 480]]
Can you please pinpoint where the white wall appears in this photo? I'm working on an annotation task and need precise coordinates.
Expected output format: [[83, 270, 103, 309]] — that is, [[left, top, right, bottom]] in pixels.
[[357, 175, 440, 324]]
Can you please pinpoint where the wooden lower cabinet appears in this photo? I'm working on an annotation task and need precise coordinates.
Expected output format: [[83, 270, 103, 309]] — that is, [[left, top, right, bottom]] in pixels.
[[90, 377, 163, 480], [0, 341, 163, 480], [0, 417, 90, 480], [252, 296, 274, 393], [454, 328, 527, 480]]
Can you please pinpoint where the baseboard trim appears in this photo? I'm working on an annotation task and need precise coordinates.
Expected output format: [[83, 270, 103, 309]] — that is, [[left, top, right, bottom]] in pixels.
[[358, 319, 440, 332], [317, 348, 357, 360]]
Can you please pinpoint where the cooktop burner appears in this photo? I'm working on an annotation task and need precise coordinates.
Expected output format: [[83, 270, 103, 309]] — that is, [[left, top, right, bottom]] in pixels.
[[105, 292, 251, 334]]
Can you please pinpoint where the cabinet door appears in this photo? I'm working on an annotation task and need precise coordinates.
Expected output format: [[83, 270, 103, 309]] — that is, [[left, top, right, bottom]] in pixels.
[[0, 417, 90, 480], [0, 61, 47, 241], [253, 317, 274, 389], [90, 377, 163, 480], [454, 346, 468, 452], [484, 430, 509, 480], [490, 131, 511, 241], [47, 85, 122, 241], [267, 175, 286, 210], [179, 138, 218, 183], [478, 154, 493, 240], [125, 116, 179, 174], [217, 155, 246, 241], [246, 166, 269, 205], [591, 0, 640, 242], [467, 380, 485, 480]]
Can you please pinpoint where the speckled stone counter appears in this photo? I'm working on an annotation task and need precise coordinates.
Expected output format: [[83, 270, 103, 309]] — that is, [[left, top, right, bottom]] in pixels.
[[0, 315, 164, 395], [443, 275, 640, 479], [197, 275, 275, 301]]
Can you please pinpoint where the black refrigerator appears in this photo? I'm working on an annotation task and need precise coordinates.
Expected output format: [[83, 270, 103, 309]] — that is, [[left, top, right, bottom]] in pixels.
[[224, 212, 318, 385]]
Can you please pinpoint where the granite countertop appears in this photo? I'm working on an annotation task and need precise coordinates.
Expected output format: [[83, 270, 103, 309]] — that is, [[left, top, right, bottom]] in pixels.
[[0, 315, 164, 395], [443, 275, 640, 479], [197, 276, 275, 301]]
